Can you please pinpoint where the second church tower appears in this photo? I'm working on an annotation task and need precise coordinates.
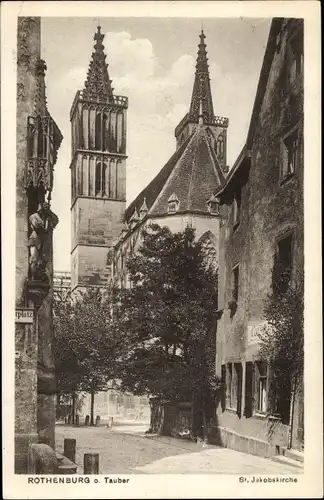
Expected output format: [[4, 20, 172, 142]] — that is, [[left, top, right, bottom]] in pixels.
[[70, 26, 128, 291]]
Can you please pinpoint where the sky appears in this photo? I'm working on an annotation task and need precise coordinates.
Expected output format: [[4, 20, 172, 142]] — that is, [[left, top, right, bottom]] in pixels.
[[40, 17, 271, 271]]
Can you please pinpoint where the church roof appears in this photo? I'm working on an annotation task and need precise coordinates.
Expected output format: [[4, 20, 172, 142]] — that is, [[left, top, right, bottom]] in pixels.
[[125, 122, 225, 222], [124, 134, 192, 222]]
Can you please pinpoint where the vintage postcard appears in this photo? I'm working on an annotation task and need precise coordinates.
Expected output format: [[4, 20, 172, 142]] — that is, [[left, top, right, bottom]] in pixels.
[[1, 1, 322, 498]]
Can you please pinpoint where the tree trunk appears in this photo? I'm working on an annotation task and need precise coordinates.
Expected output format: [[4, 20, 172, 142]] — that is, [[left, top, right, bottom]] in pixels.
[[72, 393, 76, 425], [287, 376, 296, 449], [191, 392, 203, 440], [90, 391, 95, 426]]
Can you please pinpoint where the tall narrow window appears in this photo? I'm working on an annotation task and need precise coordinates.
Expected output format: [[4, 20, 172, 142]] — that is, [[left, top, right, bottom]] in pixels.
[[79, 161, 83, 195], [233, 265, 239, 302], [102, 114, 108, 151], [255, 362, 267, 414], [117, 112, 123, 152], [102, 163, 107, 196], [95, 113, 102, 150], [221, 365, 226, 412], [37, 117, 44, 158], [216, 134, 224, 163], [226, 363, 232, 408], [281, 129, 298, 182], [277, 234, 293, 293], [95, 162, 101, 195], [233, 186, 241, 227], [110, 111, 117, 152], [244, 362, 254, 418], [234, 363, 243, 415]]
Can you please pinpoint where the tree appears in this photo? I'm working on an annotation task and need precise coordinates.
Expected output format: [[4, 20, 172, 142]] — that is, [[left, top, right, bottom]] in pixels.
[[258, 256, 304, 448], [112, 223, 220, 439], [53, 287, 122, 425]]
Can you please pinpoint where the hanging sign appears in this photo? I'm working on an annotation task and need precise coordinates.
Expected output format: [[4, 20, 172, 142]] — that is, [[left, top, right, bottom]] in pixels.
[[15, 308, 34, 324]]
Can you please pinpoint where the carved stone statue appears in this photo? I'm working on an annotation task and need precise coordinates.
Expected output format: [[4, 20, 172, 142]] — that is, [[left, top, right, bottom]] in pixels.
[[28, 203, 58, 281]]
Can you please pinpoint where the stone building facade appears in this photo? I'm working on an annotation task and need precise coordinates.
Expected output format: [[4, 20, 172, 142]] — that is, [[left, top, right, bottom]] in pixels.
[[213, 18, 304, 456], [113, 31, 229, 287], [16, 17, 62, 472]]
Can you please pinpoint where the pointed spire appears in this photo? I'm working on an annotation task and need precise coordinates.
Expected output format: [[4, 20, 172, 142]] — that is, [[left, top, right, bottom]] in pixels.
[[139, 197, 148, 219], [83, 26, 114, 102], [129, 208, 140, 228], [189, 30, 214, 123]]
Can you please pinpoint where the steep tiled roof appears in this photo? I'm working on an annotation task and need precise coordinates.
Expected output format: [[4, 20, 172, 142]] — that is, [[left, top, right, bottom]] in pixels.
[[125, 124, 225, 222], [124, 133, 192, 222]]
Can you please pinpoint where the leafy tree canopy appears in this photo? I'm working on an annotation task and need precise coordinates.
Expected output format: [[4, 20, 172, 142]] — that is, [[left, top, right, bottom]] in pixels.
[[112, 223, 219, 403]]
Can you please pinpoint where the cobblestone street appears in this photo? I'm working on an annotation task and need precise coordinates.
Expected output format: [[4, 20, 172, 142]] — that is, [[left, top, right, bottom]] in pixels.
[[55, 421, 303, 475]]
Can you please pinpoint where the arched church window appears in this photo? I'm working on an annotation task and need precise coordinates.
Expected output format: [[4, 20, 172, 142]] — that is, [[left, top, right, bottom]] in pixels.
[[199, 232, 218, 271], [95, 113, 102, 150], [216, 134, 224, 162], [95, 162, 101, 195]]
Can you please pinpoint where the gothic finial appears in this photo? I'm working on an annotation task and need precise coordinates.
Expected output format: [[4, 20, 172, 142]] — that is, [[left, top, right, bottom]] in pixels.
[[94, 25, 104, 52], [189, 30, 214, 123], [83, 27, 114, 101]]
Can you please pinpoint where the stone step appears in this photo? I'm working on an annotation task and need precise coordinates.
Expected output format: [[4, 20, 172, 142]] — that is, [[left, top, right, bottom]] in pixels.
[[282, 448, 304, 463], [56, 452, 78, 474], [270, 455, 303, 469]]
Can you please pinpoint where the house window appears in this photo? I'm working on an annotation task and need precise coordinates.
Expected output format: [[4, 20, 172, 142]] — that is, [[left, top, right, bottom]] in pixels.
[[233, 187, 241, 226], [233, 363, 243, 415], [233, 265, 239, 302], [207, 196, 220, 215], [277, 234, 293, 293], [226, 363, 232, 408], [221, 364, 226, 412], [281, 129, 299, 182], [255, 362, 267, 414], [244, 362, 254, 418]]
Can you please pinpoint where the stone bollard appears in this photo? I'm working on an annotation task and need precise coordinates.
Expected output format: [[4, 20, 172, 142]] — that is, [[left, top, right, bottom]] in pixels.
[[84, 453, 99, 474], [85, 415, 90, 426], [28, 444, 57, 474], [109, 416, 113, 428], [67, 414, 72, 424], [95, 415, 100, 426], [75, 415, 80, 427], [64, 438, 76, 463]]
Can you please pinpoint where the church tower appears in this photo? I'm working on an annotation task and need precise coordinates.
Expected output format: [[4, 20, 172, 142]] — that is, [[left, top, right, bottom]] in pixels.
[[175, 30, 228, 171], [70, 27, 128, 291]]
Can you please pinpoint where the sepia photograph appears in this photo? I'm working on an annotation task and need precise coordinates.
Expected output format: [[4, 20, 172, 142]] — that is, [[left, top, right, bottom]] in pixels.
[[1, 1, 322, 498]]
